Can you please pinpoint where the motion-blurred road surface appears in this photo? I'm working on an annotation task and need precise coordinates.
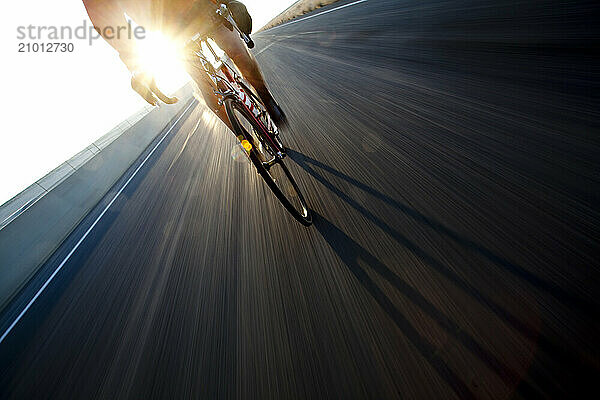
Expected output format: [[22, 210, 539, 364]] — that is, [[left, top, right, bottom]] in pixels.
[[1, 0, 598, 398]]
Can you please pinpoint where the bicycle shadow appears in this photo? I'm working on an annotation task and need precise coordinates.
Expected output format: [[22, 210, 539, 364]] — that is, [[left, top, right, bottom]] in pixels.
[[288, 149, 596, 320], [288, 149, 594, 396], [311, 210, 528, 399]]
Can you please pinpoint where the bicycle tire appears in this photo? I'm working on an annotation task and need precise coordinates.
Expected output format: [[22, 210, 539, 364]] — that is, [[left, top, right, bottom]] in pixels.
[[224, 97, 312, 226]]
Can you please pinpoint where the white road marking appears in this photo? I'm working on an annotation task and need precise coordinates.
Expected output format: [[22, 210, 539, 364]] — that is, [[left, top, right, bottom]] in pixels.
[[0, 100, 197, 345], [254, 32, 326, 56], [255, 41, 279, 56], [268, 0, 368, 30]]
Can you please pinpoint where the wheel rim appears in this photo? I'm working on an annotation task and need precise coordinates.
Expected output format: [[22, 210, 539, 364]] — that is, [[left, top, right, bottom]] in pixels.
[[233, 108, 274, 164], [263, 161, 309, 219], [230, 103, 310, 221]]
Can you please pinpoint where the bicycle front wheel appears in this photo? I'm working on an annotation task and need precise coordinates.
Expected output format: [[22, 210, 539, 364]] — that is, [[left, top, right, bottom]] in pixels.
[[224, 98, 312, 226]]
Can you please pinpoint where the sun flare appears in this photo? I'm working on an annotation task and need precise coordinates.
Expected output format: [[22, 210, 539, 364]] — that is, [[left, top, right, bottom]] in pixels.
[[136, 31, 190, 94]]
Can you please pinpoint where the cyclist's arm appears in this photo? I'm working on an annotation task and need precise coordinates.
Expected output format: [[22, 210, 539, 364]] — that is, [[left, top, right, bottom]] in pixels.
[[217, 0, 253, 35], [82, 0, 139, 71], [83, 0, 177, 105]]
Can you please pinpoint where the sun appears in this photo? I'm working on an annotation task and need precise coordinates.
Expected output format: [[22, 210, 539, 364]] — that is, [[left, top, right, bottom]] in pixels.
[[136, 30, 190, 94]]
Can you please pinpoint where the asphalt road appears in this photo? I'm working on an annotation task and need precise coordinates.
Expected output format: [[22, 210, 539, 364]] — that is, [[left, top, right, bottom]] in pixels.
[[1, 0, 598, 398]]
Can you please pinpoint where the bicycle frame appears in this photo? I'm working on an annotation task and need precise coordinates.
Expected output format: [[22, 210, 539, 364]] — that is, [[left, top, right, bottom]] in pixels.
[[185, 34, 283, 157], [180, 5, 311, 225]]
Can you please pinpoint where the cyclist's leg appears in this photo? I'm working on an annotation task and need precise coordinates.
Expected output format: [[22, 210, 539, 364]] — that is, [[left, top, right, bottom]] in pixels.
[[184, 59, 233, 130], [211, 25, 286, 124]]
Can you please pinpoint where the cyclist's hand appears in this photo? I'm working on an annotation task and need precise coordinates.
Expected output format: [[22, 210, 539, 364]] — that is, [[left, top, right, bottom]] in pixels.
[[131, 72, 157, 105], [131, 71, 178, 106]]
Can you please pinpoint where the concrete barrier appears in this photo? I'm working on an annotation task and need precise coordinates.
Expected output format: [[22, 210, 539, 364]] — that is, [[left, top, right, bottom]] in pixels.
[[0, 83, 195, 311], [259, 0, 340, 31]]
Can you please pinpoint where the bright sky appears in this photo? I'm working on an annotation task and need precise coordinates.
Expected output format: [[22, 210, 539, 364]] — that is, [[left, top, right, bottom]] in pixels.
[[0, 0, 294, 206]]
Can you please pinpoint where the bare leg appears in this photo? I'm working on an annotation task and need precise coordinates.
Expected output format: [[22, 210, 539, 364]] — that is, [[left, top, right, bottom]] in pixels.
[[183, 24, 285, 129], [211, 25, 276, 107], [184, 56, 233, 130]]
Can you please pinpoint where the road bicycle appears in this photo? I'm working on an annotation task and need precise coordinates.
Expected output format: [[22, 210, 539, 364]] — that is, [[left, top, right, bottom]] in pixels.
[[184, 4, 312, 225]]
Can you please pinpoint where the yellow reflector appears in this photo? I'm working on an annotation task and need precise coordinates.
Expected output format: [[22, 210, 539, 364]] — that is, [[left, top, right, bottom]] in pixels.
[[241, 140, 252, 152]]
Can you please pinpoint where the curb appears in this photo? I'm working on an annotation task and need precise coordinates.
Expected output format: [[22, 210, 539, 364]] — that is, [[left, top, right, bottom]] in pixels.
[[0, 83, 195, 311]]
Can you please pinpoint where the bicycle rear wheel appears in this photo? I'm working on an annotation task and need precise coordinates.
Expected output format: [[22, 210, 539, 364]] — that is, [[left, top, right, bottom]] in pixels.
[[224, 98, 312, 226]]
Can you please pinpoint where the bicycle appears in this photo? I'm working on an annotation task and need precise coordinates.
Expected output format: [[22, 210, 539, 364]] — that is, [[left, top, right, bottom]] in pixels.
[[184, 3, 312, 226]]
